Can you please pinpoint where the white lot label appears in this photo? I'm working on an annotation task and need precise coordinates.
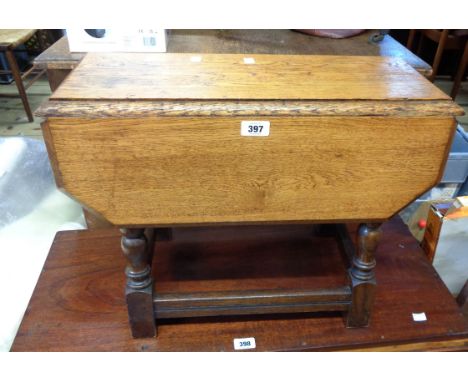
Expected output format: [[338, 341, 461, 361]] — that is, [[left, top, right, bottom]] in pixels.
[[241, 121, 270, 136], [412, 312, 427, 322], [233, 337, 256, 350]]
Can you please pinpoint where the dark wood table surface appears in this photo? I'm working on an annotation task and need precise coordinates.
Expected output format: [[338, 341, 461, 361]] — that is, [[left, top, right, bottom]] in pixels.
[[34, 30, 432, 74], [12, 217, 468, 351]]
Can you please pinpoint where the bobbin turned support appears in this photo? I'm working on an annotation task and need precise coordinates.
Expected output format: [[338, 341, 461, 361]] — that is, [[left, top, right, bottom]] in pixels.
[[121, 228, 156, 338], [346, 223, 382, 327]]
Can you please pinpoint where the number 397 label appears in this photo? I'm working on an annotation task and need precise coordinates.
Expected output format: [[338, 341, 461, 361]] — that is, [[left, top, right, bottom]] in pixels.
[[233, 337, 256, 350], [241, 121, 270, 137]]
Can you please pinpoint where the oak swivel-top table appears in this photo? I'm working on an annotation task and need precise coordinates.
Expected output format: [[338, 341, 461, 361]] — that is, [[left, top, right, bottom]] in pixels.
[[37, 53, 463, 338]]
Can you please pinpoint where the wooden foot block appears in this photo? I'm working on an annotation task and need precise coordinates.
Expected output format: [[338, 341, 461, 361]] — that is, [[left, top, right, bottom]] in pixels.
[[126, 285, 156, 338]]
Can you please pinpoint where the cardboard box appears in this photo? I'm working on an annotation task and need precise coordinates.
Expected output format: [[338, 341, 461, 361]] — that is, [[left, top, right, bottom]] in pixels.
[[67, 29, 167, 53], [421, 196, 468, 294]]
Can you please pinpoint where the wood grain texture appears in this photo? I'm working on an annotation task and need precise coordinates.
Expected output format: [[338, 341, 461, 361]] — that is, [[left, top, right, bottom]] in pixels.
[[154, 288, 351, 319], [49, 53, 449, 102], [0, 29, 36, 49], [342, 338, 468, 352], [11, 217, 468, 351], [46, 116, 455, 226], [168, 30, 433, 77], [33, 31, 432, 77], [36, 99, 465, 118], [46, 68, 74, 92]]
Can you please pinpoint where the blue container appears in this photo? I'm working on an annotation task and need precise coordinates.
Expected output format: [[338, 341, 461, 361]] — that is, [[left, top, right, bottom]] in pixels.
[[442, 125, 468, 184]]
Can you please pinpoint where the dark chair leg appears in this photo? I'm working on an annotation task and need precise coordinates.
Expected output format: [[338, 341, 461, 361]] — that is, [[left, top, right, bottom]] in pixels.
[[451, 41, 468, 99], [416, 31, 425, 56], [429, 29, 449, 82], [406, 29, 417, 50], [346, 223, 382, 328], [121, 228, 156, 338], [5, 49, 33, 122]]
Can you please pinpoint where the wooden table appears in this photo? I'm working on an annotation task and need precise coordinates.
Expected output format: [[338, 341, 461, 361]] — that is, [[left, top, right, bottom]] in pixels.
[[37, 52, 463, 338], [34, 30, 434, 230], [34, 30, 433, 91], [12, 217, 468, 351]]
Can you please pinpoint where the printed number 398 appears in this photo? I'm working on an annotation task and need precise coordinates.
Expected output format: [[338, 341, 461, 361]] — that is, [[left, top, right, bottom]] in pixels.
[[234, 337, 256, 350]]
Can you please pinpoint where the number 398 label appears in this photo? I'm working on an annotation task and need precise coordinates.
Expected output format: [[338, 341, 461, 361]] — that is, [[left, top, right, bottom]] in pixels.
[[241, 121, 270, 137], [233, 337, 256, 350]]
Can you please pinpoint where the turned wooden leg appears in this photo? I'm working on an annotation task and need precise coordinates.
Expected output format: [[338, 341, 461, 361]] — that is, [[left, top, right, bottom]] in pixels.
[[346, 223, 382, 327], [121, 228, 156, 338], [5, 49, 33, 122]]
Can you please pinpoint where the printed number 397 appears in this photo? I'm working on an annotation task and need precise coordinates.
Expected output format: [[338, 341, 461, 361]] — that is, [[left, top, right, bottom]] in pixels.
[[241, 121, 270, 136], [248, 125, 263, 133]]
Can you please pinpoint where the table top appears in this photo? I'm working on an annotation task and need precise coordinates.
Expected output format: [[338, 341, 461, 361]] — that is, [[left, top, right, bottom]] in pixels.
[[0, 29, 36, 50], [34, 30, 432, 77], [11, 217, 468, 351], [50, 53, 447, 103]]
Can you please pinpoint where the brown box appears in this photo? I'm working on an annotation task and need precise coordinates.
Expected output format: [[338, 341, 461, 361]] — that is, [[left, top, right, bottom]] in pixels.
[[421, 196, 468, 294], [421, 201, 453, 263]]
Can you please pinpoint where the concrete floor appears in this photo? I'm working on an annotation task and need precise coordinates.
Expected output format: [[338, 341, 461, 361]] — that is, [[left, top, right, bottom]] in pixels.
[[0, 76, 49, 137], [0, 72, 467, 352]]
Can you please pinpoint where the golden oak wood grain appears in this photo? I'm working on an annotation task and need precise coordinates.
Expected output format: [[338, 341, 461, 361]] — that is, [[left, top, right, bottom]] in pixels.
[[37, 99, 465, 118], [47, 116, 455, 226], [33, 31, 433, 78], [50, 53, 450, 102]]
